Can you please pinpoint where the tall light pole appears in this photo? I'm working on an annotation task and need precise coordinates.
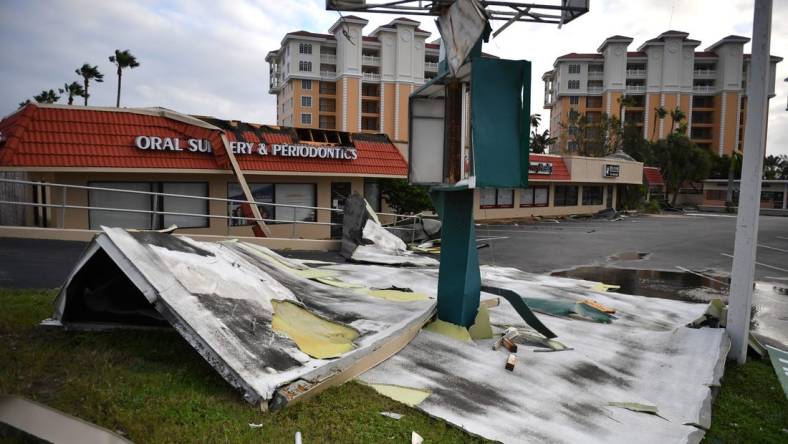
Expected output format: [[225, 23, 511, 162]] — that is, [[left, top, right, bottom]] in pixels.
[[727, 0, 773, 364]]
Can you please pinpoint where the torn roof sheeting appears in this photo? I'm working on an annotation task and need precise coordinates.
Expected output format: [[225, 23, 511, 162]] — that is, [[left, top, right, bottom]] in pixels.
[[51, 227, 435, 408]]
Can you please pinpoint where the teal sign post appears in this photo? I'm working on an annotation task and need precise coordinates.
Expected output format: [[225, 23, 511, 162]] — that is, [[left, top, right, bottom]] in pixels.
[[409, 42, 531, 328]]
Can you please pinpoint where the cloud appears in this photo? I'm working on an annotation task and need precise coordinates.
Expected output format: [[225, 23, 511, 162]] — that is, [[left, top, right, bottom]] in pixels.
[[0, 0, 784, 154]]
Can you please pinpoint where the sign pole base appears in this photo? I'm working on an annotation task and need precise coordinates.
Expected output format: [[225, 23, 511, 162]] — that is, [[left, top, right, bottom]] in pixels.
[[431, 187, 480, 327]]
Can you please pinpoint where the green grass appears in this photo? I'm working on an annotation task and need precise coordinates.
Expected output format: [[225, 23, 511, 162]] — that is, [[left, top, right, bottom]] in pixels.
[[702, 358, 788, 443], [0, 289, 485, 443], [2, 288, 786, 443]]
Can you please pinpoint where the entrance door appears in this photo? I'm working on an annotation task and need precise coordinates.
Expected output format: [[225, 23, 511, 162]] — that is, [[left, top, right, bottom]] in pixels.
[[606, 185, 614, 209], [331, 182, 351, 238]]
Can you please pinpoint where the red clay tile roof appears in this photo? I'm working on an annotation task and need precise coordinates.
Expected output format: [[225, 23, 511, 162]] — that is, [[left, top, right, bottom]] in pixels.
[[627, 51, 646, 57], [529, 154, 571, 181], [425, 43, 440, 50], [643, 167, 664, 186], [286, 31, 335, 40], [0, 104, 408, 177]]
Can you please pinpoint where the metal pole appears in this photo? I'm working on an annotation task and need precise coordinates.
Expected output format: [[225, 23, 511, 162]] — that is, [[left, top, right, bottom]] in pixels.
[[60, 187, 66, 228], [727, 0, 772, 364]]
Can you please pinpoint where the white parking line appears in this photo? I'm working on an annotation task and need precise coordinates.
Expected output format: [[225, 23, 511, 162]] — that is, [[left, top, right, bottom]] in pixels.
[[778, 236, 788, 241], [759, 244, 788, 253], [720, 253, 788, 273], [476, 236, 510, 242], [685, 213, 737, 218]]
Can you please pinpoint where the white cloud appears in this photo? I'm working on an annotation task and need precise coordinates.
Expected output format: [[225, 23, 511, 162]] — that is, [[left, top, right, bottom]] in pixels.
[[0, 0, 785, 154]]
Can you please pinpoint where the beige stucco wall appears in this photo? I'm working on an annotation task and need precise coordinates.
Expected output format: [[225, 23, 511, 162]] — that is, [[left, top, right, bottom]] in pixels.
[[473, 182, 619, 220], [26, 171, 369, 240], [562, 156, 643, 184]]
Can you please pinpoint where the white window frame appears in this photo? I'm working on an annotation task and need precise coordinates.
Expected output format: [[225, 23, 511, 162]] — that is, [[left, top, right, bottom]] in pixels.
[[301, 96, 312, 107], [299, 43, 312, 54], [301, 79, 312, 90], [568, 64, 580, 74], [568, 80, 580, 89], [299, 61, 312, 72]]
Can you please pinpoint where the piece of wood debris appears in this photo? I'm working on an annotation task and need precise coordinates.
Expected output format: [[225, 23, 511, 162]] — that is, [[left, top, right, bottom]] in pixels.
[[380, 411, 404, 420], [505, 353, 517, 371], [580, 298, 616, 314], [493, 327, 519, 350], [502, 337, 518, 353]]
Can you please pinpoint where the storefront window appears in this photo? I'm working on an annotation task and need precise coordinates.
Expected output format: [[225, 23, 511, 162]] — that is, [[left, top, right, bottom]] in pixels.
[[497, 188, 514, 208], [520, 186, 549, 207], [582, 185, 603, 205], [480, 188, 513, 209], [162, 183, 209, 228], [275, 184, 316, 222], [364, 179, 381, 212], [89, 182, 152, 230], [89, 182, 209, 230], [228, 183, 316, 225], [479, 188, 497, 208], [554, 185, 579, 207]]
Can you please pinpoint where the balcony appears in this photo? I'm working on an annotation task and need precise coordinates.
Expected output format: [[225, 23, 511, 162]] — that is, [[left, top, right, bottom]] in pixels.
[[320, 70, 336, 79], [625, 85, 646, 93], [362, 55, 380, 66], [626, 69, 646, 77], [425, 61, 438, 72], [320, 54, 336, 64], [693, 69, 716, 78], [693, 85, 716, 94], [587, 86, 603, 94], [587, 71, 604, 79], [362, 72, 381, 81]]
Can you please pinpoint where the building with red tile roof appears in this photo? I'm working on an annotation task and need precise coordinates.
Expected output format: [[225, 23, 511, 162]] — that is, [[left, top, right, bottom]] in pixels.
[[0, 103, 406, 238]]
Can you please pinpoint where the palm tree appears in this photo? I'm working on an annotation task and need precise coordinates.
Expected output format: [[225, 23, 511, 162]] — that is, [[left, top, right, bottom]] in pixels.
[[530, 129, 557, 154], [109, 49, 140, 107], [669, 107, 686, 134], [652, 106, 667, 141], [617, 95, 637, 126], [58, 82, 85, 105], [75, 63, 104, 106], [18, 99, 31, 108], [34, 89, 60, 104], [530, 113, 541, 129]]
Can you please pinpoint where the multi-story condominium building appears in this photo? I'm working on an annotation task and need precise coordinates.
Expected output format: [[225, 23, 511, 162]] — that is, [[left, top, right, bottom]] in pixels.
[[543, 31, 782, 156], [266, 16, 439, 143]]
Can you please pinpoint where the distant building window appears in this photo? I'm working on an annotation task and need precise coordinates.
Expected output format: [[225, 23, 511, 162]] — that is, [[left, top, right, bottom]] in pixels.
[[301, 79, 312, 90], [480, 188, 514, 209], [299, 43, 312, 54], [569, 110, 580, 121], [569, 96, 579, 105], [554, 185, 579, 206], [299, 61, 312, 72], [567, 141, 578, 152], [582, 186, 604, 205], [568, 126, 578, 136], [568, 80, 580, 89], [568, 64, 581, 74], [301, 113, 312, 125], [301, 96, 312, 107], [520, 186, 549, 207]]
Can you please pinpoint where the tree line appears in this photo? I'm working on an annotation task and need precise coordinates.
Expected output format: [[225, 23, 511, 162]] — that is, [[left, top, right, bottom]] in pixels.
[[18, 50, 140, 109]]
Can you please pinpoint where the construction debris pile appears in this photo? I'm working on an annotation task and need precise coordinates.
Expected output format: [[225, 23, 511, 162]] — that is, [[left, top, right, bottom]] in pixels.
[[49, 227, 729, 443]]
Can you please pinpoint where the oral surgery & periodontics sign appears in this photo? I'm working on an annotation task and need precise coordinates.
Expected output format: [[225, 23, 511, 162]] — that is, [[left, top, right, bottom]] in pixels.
[[133, 136, 358, 160]]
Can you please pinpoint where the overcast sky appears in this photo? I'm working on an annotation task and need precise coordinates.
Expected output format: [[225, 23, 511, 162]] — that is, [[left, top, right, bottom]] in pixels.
[[0, 0, 785, 155]]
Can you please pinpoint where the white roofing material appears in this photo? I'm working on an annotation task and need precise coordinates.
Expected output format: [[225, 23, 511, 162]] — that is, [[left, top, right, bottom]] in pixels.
[[323, 264, 728, 444]]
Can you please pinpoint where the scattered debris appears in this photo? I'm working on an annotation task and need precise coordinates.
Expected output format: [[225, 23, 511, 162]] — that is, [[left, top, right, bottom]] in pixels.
[[607, 402, 664, 419], [505, 353, 517, 371], [249, 423, 264, 428], [480, 285, 557, 338], [579, 298, 616, 314], [493, 327, 519, 350], [590, 282, 621, 293], [412, 431, 424, 444], [481, 297, 500, 308], [51, 228, 436, 409], [502, 337, 518, 353], [687, 299, 727, 328], [366, 383, 431, 407], [0, 395, 133, 444], [380, 411, 404, 420], [522, 297, 614, 323], [295, 431, 303, 444]]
